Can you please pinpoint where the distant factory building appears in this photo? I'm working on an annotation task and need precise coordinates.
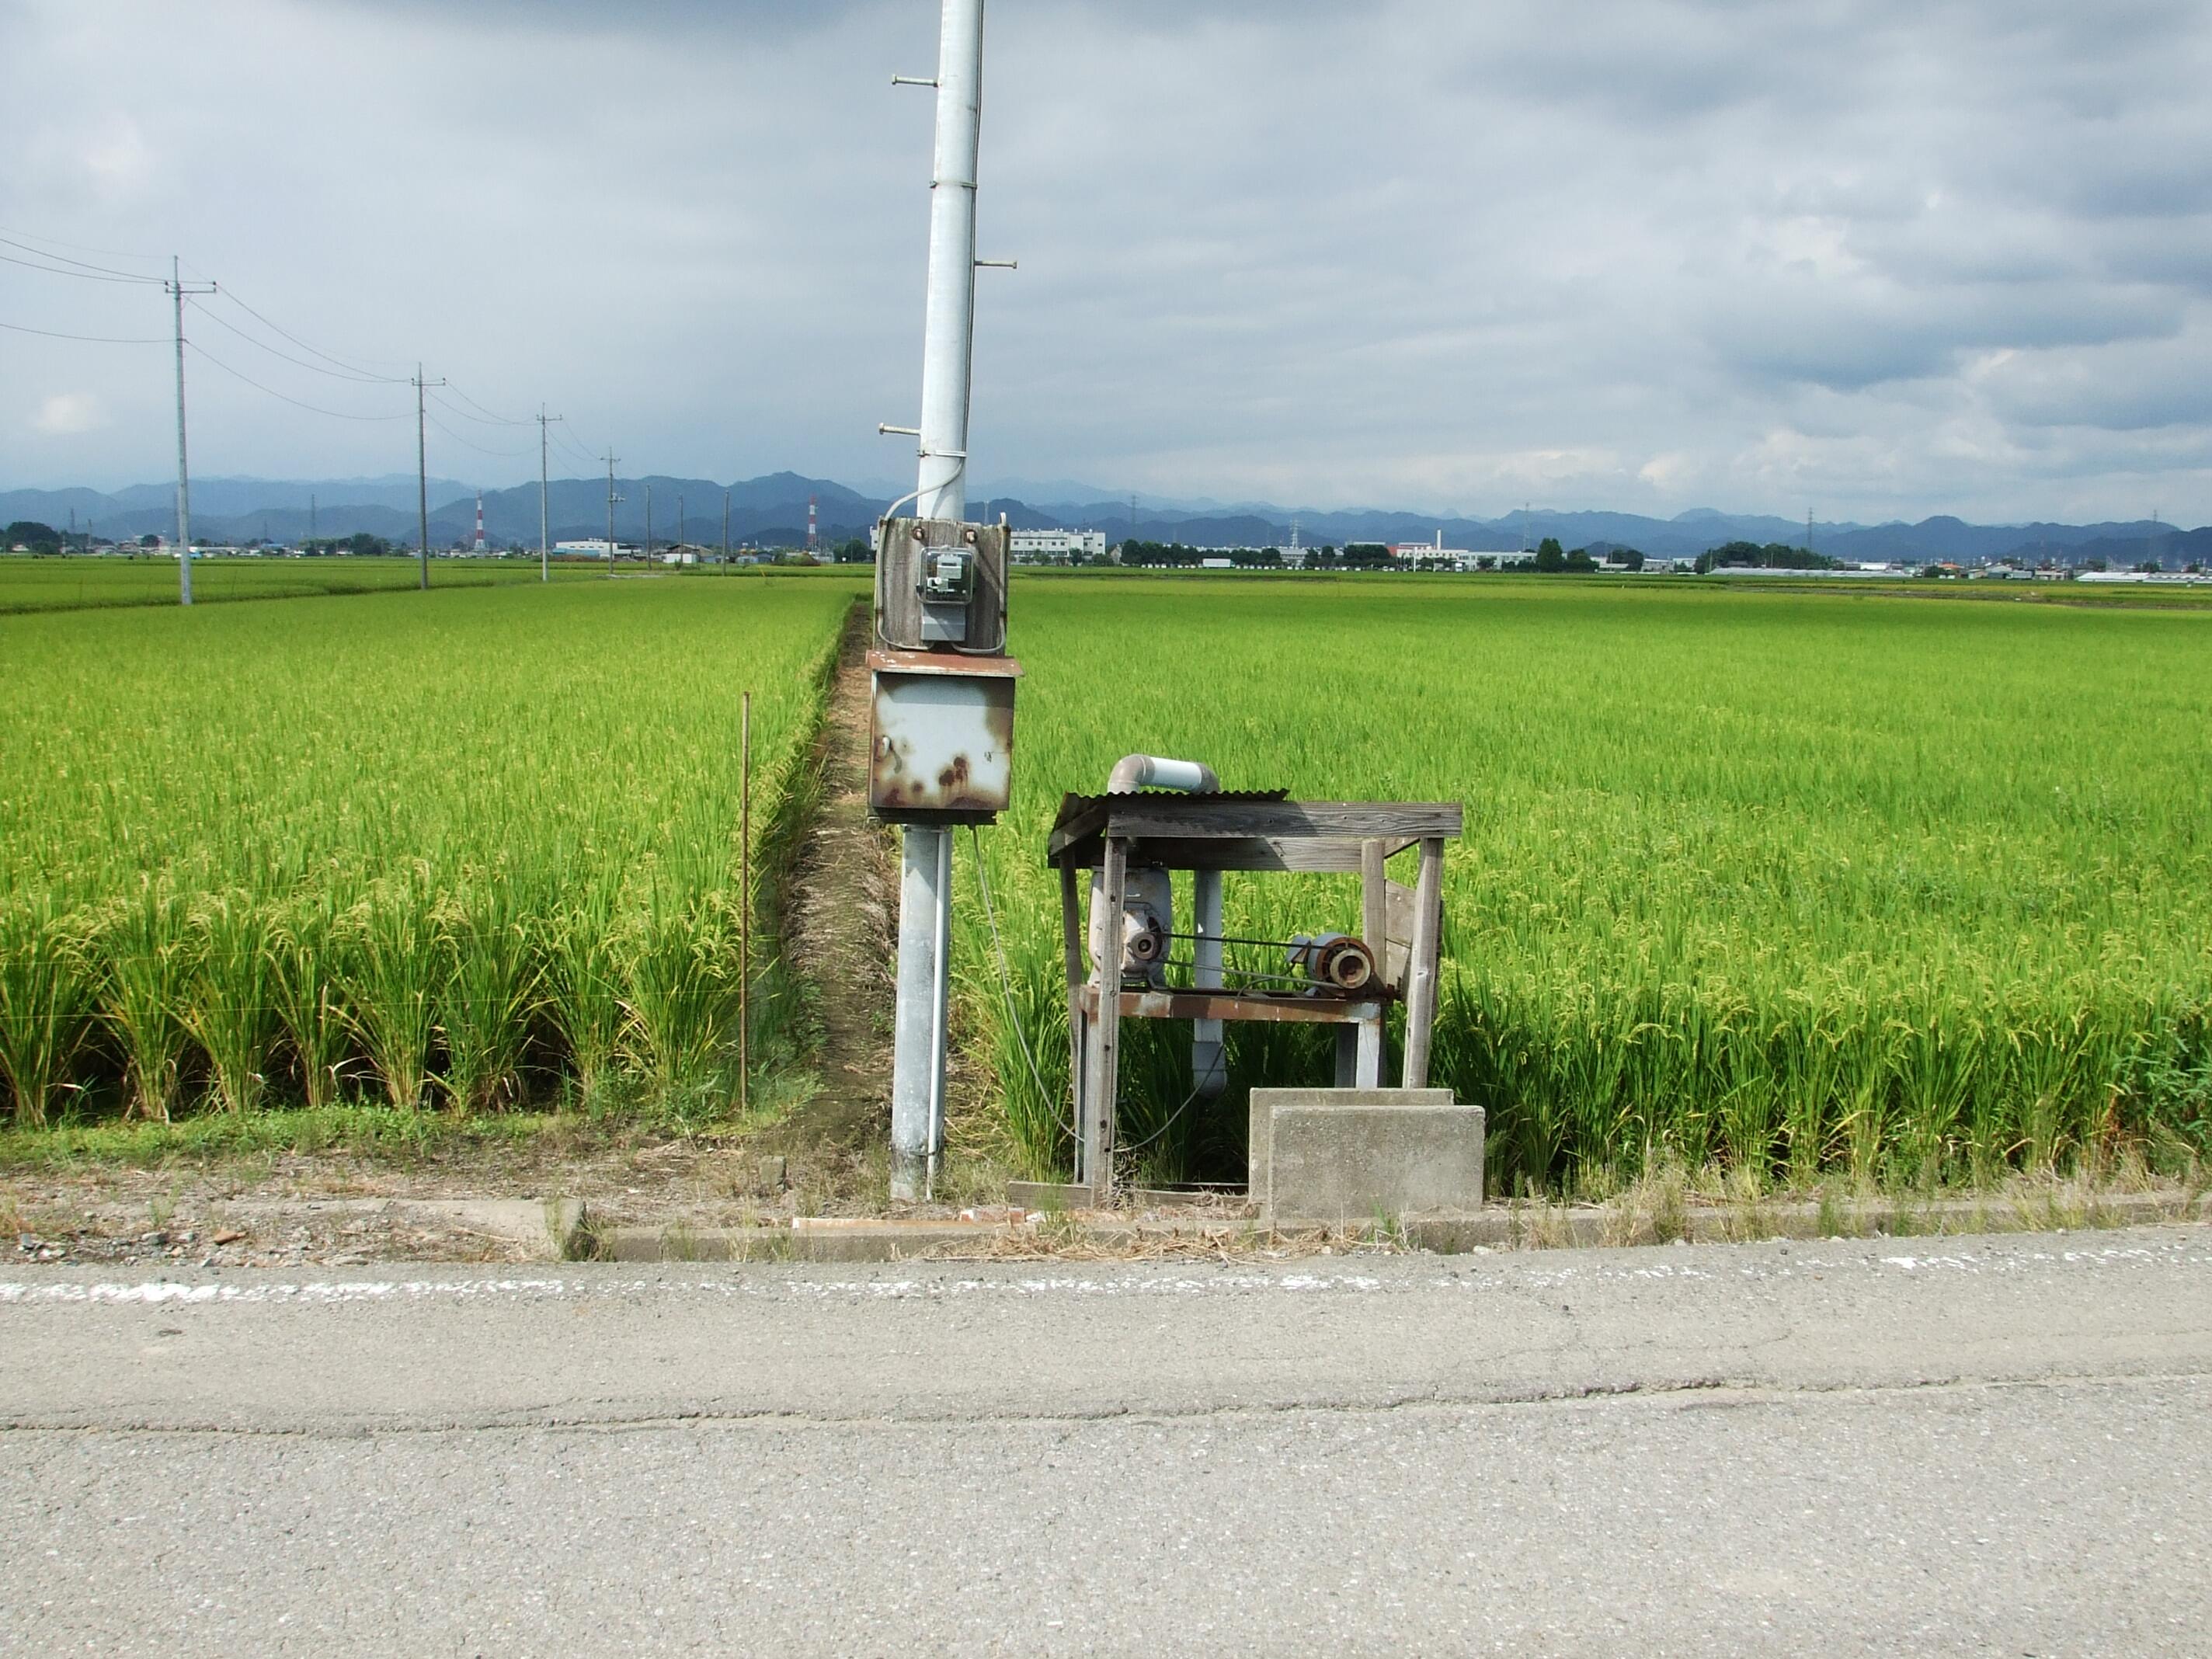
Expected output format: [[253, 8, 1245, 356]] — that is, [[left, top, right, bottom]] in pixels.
[[1387, 531, 1521, 569], [1010, 528, 1107, 562], [1389, 531, 1479, 565]]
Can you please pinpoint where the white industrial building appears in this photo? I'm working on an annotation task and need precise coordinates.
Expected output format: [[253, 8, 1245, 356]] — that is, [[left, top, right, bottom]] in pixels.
[[1009, 528, 1107, 562]]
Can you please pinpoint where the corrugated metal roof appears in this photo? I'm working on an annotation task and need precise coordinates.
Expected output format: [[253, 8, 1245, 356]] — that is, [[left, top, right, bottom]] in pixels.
[[1051, 788, 1290, 833]]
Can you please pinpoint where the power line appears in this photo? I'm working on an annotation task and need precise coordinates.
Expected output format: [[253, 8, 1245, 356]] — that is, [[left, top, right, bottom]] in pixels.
[[440, 383, 530, 426], [0, 248, 164, 284], [186, 340, 412, 422], [197, 275, 413, 378], [0, 318, 165, 344], [551, 426, 603, 469], [0, 233, 166, 283], [423, 409, 534, 459], [0, 222, 163, 263], [426, 389, 530, 430], [184, 297, 407, 384]]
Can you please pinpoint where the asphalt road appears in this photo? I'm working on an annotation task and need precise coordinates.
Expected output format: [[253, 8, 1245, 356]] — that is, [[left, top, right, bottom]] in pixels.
[[3, 1226, 2209, 1656]]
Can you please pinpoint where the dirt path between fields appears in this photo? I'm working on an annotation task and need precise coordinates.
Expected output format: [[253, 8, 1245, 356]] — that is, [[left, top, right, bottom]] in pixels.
[[764, 602, 900, 1156]]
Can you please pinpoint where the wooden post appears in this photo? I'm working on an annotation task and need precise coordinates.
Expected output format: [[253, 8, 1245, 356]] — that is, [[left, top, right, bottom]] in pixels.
[[1359, 838, 1388, 964], [1403, 836, 1444, 1089], [1083, 833, 1127, 1203], [1059, 861, 1087, 1173], [1358, 838, 1387, 1086], [739, 691, 751, 1115]]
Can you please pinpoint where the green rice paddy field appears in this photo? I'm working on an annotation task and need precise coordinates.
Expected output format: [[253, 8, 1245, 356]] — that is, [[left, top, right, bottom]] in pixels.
[[0, 553, 597, 614], [0, 576, 855, 1126], [3, 571, 2207, 1196]]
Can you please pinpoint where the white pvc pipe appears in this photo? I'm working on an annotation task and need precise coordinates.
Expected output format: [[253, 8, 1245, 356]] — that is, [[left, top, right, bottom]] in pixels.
[[1107, 754, 1219, 795]]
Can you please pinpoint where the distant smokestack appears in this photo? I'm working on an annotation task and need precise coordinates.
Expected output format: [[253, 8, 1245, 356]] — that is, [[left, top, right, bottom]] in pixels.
[[473, 492, 486, 553], [808, 494, 819, 554]]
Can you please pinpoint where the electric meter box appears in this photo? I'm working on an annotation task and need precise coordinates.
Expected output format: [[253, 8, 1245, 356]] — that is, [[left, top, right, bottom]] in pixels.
[[867, 516, 1020, 825], [874, 517, 1009, 653]]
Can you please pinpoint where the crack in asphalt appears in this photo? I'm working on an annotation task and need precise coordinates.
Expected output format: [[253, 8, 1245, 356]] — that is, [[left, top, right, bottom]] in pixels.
[[5, 1365, 2208, 1442]]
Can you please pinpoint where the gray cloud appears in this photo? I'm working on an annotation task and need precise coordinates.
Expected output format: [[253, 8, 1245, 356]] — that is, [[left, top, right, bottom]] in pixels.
[[2, 0, 2208, 524]]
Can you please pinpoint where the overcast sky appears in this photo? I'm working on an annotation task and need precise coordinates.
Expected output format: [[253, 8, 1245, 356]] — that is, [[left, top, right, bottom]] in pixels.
[[3, 0, 2209, 523]]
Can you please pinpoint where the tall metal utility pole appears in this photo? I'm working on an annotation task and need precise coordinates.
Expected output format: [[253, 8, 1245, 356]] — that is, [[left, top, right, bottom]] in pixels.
[[644, 482, 653, 565], [603, 452, 621, 576], [165, 257, 217, 605], [537, 405, 563, 583], [412, 364, 447, 590], [722, 489, 730, 571], [310, 493, 317, 547], [677, 492, 685, 565], [888, 0, 989, 1201]]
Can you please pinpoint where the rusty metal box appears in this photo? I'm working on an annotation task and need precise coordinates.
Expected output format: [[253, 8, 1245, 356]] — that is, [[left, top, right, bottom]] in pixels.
[[867, 650, 1021, 823]]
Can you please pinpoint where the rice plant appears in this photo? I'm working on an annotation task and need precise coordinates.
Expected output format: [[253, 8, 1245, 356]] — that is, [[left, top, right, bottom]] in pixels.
[[0, 892, 93, 1128], [92, 878, 194, 1120], [956, 575, 2212, 1193], [0, 576, 855, 1122]]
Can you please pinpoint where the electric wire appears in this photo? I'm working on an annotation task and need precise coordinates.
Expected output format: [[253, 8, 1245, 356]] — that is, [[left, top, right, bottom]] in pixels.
[[183, 297, 409, 384], [552, 427, 607, 470], [439, 383, 531, 426], [188, 264, 416, 378], [0, 318, 164, 344], [0, 249, 164, 285], [0, 223, 165, 263], [0, 234, 166, 283], [3, 223, 594, 499], [184, 263, 414, 377], [186, 340, 412, 422], [423, 409, 536, 459]]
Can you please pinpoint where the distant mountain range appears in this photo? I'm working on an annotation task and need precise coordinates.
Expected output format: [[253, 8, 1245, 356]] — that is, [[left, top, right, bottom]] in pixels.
[[3, 475, 2203, 567]]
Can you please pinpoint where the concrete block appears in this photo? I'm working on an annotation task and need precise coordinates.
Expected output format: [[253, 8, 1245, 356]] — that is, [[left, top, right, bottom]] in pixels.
[[1250, 1087, 1484, 1225]]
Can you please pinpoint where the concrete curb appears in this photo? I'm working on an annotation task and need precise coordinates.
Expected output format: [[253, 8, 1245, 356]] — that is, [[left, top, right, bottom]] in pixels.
[[592, 1217, 1024, 1264], [575, 1188, 2208, 1263]]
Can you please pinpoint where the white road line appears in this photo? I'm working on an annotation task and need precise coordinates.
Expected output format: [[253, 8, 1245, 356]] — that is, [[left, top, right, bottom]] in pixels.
[[0, 1238, 2203, 1310]]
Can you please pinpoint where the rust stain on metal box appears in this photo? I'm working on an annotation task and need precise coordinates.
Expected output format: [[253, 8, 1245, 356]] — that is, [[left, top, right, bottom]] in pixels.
[[870, 668, 1016, 818]]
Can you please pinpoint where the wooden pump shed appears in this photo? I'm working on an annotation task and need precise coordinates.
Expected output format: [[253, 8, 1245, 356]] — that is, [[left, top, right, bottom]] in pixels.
[[1046, 791, 1464, 1203]]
